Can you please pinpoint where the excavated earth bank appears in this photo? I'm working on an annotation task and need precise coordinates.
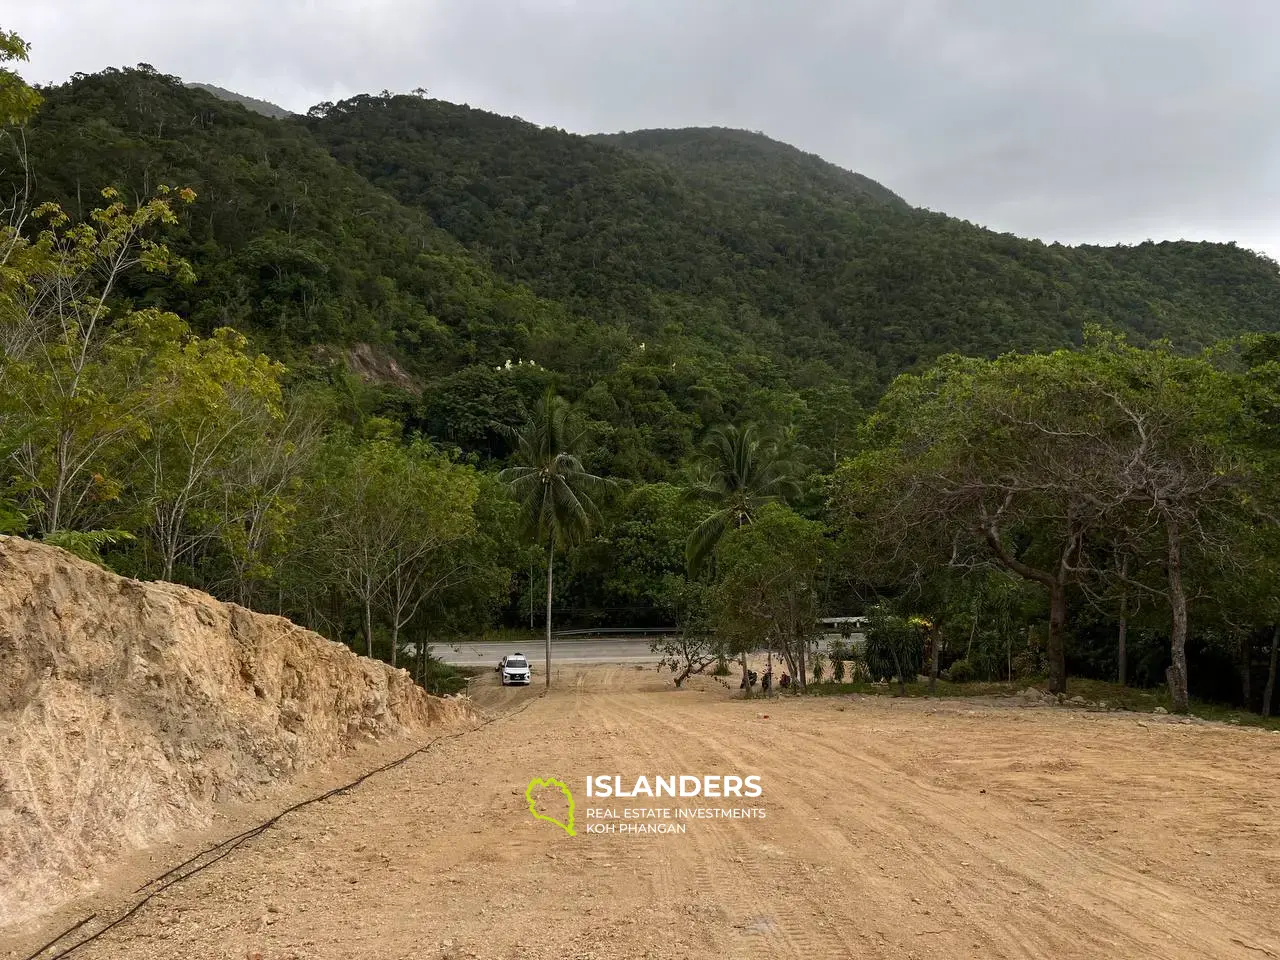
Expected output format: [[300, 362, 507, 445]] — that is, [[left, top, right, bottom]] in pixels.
[[0, 536, 471, 929]]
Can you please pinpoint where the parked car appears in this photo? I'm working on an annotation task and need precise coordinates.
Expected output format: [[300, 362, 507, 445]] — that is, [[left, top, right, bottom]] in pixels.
[[498, 653, 532, 685]]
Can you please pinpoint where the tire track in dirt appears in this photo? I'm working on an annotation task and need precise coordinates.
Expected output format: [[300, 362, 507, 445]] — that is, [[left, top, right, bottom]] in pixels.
[[785, 718, 1280, 960], [604, 694, 871, 960], [609, 693, 1280, 960], [749, 700, 1278, 960]]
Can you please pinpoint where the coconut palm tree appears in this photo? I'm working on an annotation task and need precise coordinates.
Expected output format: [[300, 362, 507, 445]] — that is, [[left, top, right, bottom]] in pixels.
[[498, 390, 610, 688], [685, 423, 802, 574]]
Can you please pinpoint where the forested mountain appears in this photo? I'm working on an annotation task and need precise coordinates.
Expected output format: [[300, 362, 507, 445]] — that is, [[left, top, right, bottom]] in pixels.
[[22, 69, 603, 380], [303, 92, 1280, 388], [594, 126, 908, 210], [185, 82, 293, 119], [16, 67, 1280, 480]]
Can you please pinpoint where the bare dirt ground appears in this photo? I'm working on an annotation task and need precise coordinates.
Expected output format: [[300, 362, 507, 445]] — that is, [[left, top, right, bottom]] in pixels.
[[7, 663, 1280, 960]]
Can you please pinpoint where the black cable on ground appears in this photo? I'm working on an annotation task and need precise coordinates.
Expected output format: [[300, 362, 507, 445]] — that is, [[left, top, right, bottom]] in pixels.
[[22, 691, 544, 960], [18, 915, 96, 960]]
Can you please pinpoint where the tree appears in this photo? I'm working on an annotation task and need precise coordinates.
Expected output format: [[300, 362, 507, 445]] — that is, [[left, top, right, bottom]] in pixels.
[[0, 31, 41, 127], [832, 351, 1119, 695], [651, 575, 721, 687], [378, 442, 480, 667], [322, 431, 477, 662], [213, 398, 321, 607], [413, 473, 523, 679], [863, 606, 924, 696], [498, 390, 611, 688], [0, 29, 41, 269], [1081, 335, 1278, 711], [602, 483, 702, 610], [685, 423, 801, 574], [130, 327, 285, 581], [712, 504, 827, 691], [835, 331, 1280, 707], [1, 188, 196, 535]]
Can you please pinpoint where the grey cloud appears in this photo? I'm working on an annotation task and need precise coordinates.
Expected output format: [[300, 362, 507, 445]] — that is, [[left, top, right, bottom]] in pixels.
[[10, 0, 1280, 258]]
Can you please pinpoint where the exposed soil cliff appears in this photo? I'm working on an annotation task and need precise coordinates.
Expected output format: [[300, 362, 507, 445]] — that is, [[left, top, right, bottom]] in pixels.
[[0, 537, 471, 929]]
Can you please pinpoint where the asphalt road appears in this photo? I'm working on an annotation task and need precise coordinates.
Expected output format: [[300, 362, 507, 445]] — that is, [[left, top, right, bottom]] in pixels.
[[433, 637, 661, 666], [434, 633, 866, 667]]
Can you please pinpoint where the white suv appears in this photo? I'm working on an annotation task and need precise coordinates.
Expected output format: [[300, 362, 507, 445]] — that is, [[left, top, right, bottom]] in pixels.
[[498, 654, 532, 685]]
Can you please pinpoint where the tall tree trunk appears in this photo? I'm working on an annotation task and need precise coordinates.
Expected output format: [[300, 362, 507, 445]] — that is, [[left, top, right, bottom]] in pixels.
[[544, 542, 554, 690], [1117, 554, 1129, 686], [390, 621, 399, 669], [418, 637, 428, 684], [162, 535, 176, 582], [928, 628, 940, 694], [780, 641, 798, 689], [1239, 634, 1252, 710], [1117, 591, 1128, 687], [1166, 522, 1190, 713], [1047, 582, 1067, 695], [797, 638, 807, 693], [1263, 624, 1279, 719], [364, 597, 374, 659]]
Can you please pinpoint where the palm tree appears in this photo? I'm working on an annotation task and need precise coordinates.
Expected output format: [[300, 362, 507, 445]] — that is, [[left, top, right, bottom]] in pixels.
[[685, 423, 802, 573], [498, 390, 610, 688]]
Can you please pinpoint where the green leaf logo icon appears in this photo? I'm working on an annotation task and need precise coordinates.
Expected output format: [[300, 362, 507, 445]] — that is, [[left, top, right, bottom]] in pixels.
[[526, 776, 576, 836]]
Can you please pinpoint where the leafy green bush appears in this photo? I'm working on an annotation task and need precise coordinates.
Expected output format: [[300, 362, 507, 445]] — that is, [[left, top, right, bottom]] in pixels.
[[0, 497, 25, 535], [419, 658, 475, 695], [944, 659, 974, 683], [41, 530, 135, 567]]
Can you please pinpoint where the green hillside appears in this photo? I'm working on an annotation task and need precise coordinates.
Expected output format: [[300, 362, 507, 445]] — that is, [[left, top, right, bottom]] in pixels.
[[22, 68, 606, 382], [13, 70, 1280, 482], [593, 126, 908, 210], [185, 82, 293, 119], [304, 93, 1280, 386]]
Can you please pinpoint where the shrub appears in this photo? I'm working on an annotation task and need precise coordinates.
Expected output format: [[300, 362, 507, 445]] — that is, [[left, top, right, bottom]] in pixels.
[[864, 607, 923, 693], [832, 657, 846, 682], [419, 659, 474, 695], [944, 659, 974, 683]]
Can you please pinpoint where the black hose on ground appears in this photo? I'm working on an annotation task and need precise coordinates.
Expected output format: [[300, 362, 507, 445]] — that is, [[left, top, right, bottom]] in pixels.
[[21, 691, 545, 960]]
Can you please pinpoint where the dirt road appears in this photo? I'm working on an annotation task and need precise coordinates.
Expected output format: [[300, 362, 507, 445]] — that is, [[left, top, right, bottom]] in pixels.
[[10, 665, 1280, 960]]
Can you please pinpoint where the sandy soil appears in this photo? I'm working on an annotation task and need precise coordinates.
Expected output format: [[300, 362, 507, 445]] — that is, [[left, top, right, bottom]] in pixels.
[[8, 664, 1280, 960]]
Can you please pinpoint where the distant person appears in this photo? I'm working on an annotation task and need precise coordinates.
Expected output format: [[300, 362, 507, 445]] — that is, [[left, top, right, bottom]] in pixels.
[[780, 672, 791, 689]]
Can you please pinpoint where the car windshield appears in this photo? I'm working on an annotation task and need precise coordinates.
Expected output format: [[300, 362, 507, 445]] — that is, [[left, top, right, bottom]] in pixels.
[[506, 658, 528, 668]]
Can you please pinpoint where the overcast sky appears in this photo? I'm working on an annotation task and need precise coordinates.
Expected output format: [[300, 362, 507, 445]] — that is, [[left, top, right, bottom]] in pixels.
[[10, 1, 1280, 261]]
